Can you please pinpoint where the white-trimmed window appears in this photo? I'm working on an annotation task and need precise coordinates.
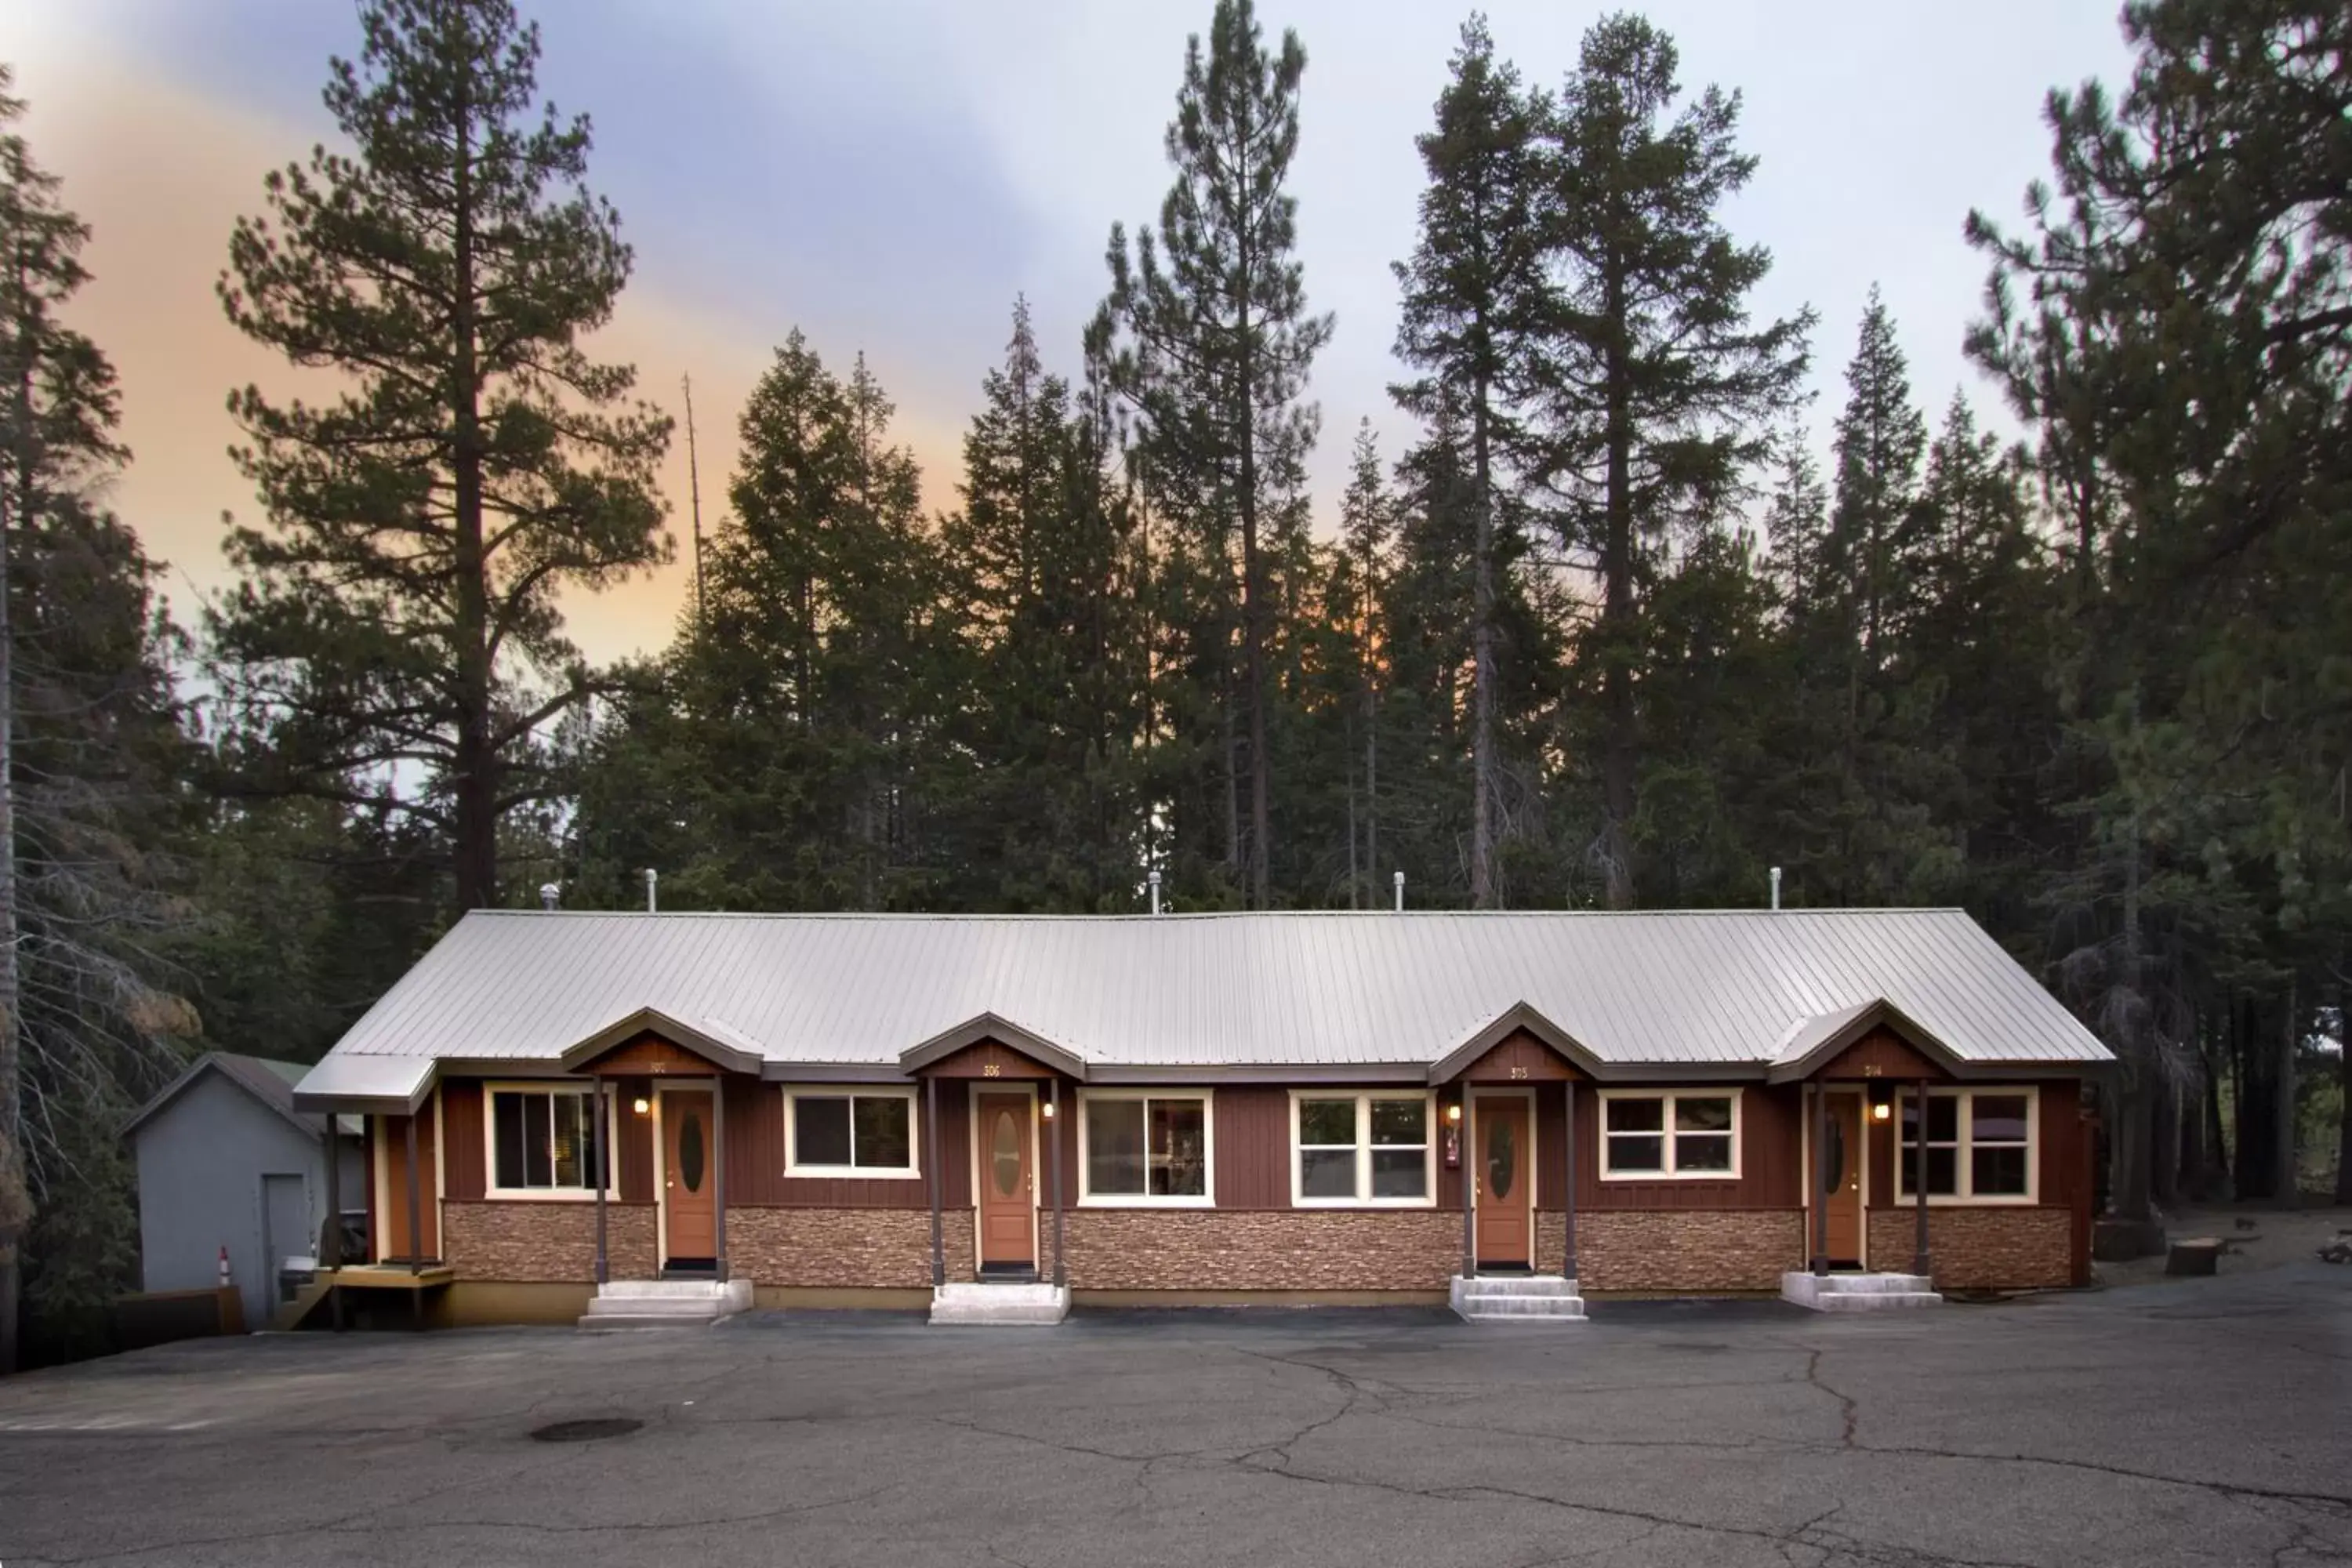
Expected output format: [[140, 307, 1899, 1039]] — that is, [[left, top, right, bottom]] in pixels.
[[1079, 1091, 1212, 1205], [1599, 1090, 1742, 1180], [1897, 1087, 2036, 1203], [782, 1087, 919, 1178], [487, 1083, 619, 1199], [1291, 1092, 1434, 1207]]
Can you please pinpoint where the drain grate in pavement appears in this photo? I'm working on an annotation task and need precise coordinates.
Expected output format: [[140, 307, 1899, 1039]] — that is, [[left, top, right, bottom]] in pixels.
[[531, 1417, 643, 1443]]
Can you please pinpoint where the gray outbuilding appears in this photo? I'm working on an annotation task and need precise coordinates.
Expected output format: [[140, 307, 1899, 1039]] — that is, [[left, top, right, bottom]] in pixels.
[[123, 1053, 365, 1331]]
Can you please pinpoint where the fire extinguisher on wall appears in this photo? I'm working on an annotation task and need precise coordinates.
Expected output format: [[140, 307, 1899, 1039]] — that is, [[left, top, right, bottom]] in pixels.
[[217, 1245, 231, 1288]]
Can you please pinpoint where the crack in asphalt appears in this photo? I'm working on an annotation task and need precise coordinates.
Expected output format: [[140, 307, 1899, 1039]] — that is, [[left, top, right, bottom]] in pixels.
[[1804, 1348, 1862, 1447], [13, 1481, 900, 1566]]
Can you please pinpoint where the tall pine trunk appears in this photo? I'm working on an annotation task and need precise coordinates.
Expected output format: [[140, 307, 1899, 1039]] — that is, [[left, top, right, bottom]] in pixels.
[[1238, 285, 1270, 909], [1470, 370, 1497, 909], [0, 236, 24, 1374], [2275, 979, 2299, 1208], [1599, 263, 1635, 909], [449, 49, 497, 913]]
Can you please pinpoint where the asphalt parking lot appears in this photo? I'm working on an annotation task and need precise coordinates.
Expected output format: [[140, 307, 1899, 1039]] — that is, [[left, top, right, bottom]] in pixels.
[[0, 1268, 2345, 1568]]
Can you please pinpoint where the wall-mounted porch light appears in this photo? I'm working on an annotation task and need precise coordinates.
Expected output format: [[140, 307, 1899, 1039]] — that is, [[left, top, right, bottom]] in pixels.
[[1443, 1100, 1463, 1168], [1040, 1099, 1057, 1121], [1867, 1082, 1895, 1123], [631, 1096, 651, 1116]]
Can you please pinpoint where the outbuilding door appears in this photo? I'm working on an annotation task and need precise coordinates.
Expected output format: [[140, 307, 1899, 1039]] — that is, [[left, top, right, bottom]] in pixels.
[[975, 1091, 1036, 1272], [1474, 1096, 1533, 1269]]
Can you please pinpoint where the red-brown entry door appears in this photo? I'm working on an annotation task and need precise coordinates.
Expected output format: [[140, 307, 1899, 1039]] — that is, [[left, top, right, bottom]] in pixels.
[[1821, 1091, 1864, 1265], [662, 1089, 717, 1265], [975, 1091, 1035, 1272], [1475, 1097, 1533, 1267]]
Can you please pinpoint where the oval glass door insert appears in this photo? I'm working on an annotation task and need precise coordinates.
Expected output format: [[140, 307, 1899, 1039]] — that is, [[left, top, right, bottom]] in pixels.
[[678, 1111, 706, 1192], [992, 1109, 1022, 1196], [1487, 1116, 1517, 1201], [1823, 1117, 1846, 1193]]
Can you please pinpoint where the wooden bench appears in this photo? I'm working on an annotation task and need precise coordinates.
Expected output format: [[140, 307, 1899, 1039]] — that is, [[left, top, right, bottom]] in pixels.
[[2165, 1237, 2224, 1276]]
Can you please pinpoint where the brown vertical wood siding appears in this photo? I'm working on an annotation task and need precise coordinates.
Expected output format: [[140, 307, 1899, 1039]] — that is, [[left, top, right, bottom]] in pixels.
[[1209, 1085, 1290, 1209], [1818, 1027, 1946, 1082], [923, 1040, 1057, 1079], [1460, 1031, 1578, 1082], [1576, 1082, 1802, 1210], [376, 1105, 440, 1260], [439, 1076, 656, 1204], [443, 1079, 485, 1199], [1863, 1079, 2087, 1210]]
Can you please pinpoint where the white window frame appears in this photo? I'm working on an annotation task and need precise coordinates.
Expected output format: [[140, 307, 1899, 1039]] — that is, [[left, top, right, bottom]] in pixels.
[[482, 1081, 621, 1201], [1597, 1088, 1744, 1181], [781, 1085, 922, 1180], [1076, 1089, 1215, 1208], [1895, 1087, 2039, 1205], [1288, 1090, 1437, 1209]]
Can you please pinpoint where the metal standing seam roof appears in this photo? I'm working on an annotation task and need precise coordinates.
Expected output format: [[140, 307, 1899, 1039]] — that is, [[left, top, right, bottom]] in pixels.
[[125, 1051, 361, 1138], [292, 909, 2112, 1109]]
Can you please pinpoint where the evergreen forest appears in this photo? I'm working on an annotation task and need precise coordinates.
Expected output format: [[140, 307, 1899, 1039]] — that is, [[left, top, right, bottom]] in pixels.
[[1, 0, 2347, 1364]]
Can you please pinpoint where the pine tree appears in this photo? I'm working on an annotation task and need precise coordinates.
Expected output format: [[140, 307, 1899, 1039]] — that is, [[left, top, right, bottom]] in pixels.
[[1392, 14, 1545, 907], [210, 0, 672, 916], [1327, 420, 1396, 907], [593, 333, 940, 913], [1828, 287, 1927, 671], [1098, 0, 1333, 908], [1814, 289, 1952, 905], [1528, 13, 1812, 907], [937, 300, 1146, 909], [1969, 0, 2352, 1204], [0, 68, 196, 1370]]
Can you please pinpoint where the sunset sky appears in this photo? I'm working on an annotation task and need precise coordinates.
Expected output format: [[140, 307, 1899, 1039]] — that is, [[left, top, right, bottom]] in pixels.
[[13, 0, 2133, 665]]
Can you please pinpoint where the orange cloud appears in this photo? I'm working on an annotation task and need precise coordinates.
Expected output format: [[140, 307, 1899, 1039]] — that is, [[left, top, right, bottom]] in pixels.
[[27, 52, 962, 666]]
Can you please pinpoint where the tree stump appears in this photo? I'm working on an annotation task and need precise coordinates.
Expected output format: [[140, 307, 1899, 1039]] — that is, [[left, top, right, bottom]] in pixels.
[[2165, 1238, 2223, 1276]]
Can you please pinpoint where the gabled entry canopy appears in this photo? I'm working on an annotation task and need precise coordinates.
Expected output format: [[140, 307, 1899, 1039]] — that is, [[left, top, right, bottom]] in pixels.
[[557, 1006, 764, 1076], [1765, 997, 1966, 1083], [898, 1012, 1088, 1081], [1427, 1003, 1605, 1084]]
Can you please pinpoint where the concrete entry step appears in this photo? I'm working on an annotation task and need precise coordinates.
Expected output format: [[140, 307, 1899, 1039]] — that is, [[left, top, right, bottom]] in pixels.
[[579, 1277, 752, 1330], [1780, 1271, 1944, 1312], [1451, 1275, 1587, 1323], [930, 1281, 1070, 1327]]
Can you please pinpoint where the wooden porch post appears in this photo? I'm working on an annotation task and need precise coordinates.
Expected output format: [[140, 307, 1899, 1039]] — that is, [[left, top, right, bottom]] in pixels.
[[926, 1076, 943, 1287], [404, 1109, 423, 1275], [1912, 1083, 1931, 1278], [322, 1115, 344, 1332], [592, 1084, 609, 1286], [1460, 1091, 1475, 1279], [713, 1076, 728, 1283], [1562, 1080, 1577, 1281], [1050, 1078, 1065, 1290], [1810, 1083, 1828, 1277]]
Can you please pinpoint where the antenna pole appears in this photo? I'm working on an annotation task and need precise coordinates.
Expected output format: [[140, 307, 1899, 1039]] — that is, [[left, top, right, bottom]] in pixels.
[[684, 373, 706, 633]]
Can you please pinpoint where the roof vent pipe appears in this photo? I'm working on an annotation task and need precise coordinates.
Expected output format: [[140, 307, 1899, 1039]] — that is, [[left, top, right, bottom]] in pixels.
[[645, 867, 659, 914], [1769, 866, 1781, 912], [1393, 870, 1405, 913], [539, 882, 561, 912], [1148, 869, 1161, 916]]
